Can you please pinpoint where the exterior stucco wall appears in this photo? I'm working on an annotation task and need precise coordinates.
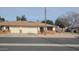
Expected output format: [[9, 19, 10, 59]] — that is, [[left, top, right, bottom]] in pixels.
[[10, 27, 20, 33], [9, 27, 38, 34]]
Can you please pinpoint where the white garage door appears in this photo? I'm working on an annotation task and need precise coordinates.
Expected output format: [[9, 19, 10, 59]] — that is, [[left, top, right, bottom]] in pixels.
[[10, 27, 38, 34], [22, 27, 38, 34], [10, 27, 20, 33]]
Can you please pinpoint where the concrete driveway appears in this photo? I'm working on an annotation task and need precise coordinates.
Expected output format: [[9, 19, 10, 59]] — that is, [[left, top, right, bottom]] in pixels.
[[0, 32, 79, 38]]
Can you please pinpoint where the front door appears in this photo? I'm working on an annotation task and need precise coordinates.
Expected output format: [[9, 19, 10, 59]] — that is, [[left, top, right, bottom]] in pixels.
[[40, 27, 44, 34], [19, 29, 22, 33]]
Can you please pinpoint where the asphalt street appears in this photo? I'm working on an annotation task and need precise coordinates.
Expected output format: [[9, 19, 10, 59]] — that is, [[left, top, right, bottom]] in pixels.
[[0, 37, 79, 44], [0, 37, 79, 51]]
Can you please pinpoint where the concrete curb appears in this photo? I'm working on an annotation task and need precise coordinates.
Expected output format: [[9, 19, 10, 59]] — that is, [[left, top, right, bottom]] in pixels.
[[0, 43, 79, 47]]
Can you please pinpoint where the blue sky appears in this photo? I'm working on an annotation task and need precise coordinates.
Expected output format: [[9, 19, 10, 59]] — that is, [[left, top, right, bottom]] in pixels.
[[0, 7, 79, 22]]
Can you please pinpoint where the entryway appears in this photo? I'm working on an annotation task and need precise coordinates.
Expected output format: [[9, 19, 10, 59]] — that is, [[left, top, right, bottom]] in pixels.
[[40, 27, 44, 34]]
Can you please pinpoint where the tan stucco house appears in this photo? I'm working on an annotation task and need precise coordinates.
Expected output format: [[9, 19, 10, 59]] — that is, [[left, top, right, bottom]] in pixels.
[[0, 21, 55, 34]]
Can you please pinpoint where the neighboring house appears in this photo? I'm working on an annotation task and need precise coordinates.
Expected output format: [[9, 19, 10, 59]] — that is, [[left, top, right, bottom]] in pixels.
[[70, 20, 79, 33], [0, 21, 55, 34], [66, 19, 79, 33], [69, 24, 79, 33], [67, 20, 79, 33]]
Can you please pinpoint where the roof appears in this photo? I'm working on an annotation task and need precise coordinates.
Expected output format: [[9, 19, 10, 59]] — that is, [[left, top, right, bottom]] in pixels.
[[0, 21, 54, 27], [72, 24, 79, 28], [70, 20, 79, 28]]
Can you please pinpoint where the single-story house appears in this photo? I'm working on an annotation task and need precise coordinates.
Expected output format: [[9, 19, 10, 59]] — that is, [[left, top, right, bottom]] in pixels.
[[69, 24, 79, 33], [0, 21, 55, 34]]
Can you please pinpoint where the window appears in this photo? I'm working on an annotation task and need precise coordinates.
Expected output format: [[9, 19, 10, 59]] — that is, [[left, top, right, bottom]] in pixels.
[[47, 27, 52, 31]]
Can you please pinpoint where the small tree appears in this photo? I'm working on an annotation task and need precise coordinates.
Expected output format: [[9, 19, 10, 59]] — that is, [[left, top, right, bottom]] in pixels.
[[16, 15, 27, 21], [41, 19, 53, 25], [0, 16, 5, 22], [16, 16, 21, 21], [21, 15, 27, 21]]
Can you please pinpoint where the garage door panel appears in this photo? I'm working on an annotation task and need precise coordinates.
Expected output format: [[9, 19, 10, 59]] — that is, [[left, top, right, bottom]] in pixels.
[[10, 27, 20, 33], [22, 27, 38, 34], [10, 27, 38, 34]]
